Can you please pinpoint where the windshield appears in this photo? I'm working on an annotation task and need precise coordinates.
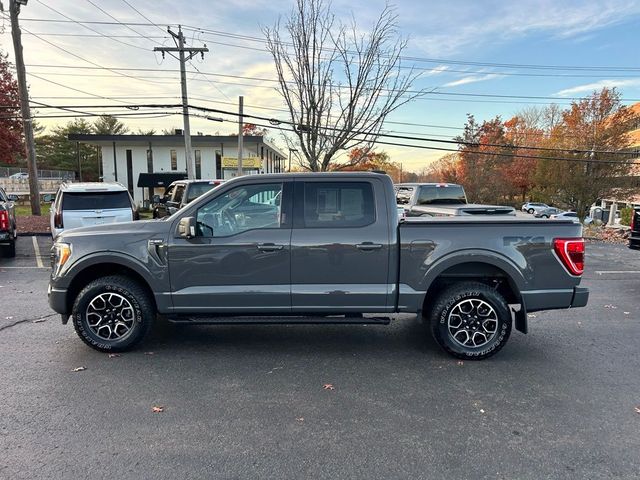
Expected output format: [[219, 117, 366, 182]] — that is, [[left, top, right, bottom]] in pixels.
[[417, 185, 466, 205], [186, 182, 219, 203]]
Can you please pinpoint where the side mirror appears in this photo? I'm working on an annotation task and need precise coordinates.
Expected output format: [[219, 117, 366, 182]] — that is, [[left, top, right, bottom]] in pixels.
[[178, 216, 196, 239], [152, 194, 160, 204]]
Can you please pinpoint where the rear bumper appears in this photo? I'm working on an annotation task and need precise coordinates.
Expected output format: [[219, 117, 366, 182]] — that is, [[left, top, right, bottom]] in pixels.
[[521, 286, 589, 312], [570, 287, 589, 308]]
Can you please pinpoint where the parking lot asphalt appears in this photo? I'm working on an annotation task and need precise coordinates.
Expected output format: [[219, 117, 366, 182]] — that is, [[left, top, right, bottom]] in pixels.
[[0, 238, 639, 480]]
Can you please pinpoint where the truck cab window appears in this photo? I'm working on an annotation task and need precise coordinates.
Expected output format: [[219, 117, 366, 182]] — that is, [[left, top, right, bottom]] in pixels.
[[303, 182, 375, 228], [196, 183, 282, 237]]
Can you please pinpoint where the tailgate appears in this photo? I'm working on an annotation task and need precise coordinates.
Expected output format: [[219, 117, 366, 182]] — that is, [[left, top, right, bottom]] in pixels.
[[63, 208, 132, 229]]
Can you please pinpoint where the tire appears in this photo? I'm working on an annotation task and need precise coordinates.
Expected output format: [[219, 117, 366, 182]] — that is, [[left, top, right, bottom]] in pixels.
[[541, 215, 549, 219], [72, 275, 154, 352], [527, 208, 534, 214], [428, 282, 512, 360]]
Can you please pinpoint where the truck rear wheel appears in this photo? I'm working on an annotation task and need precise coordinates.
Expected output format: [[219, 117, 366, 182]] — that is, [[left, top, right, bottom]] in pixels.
[[71, 275, 154, 352], [428, 282, 511, 360]]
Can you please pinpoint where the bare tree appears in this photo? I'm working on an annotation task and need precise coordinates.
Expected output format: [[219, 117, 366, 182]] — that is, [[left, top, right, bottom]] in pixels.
[[264, 0, 426, 171]]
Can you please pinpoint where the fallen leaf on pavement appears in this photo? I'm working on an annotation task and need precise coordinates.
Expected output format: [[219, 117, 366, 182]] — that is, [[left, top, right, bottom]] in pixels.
[[323, 384, 335, 390], [480, 409, 485, 414], [144, 351, 155, 356], [296, 417, 304, 422], [108, 353, 121, 358], [624, 312, 630, 315], [5, 316, 13, 320], [152, 406, 164, 413], [635, 406, 640, 414], [527, 314, 536, 318], [604, 304, 618, 309], [72, 367, 86, 372], [457, 361, 464, 366]]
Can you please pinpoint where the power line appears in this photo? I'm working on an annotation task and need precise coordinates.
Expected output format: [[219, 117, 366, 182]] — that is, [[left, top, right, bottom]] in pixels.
[[21, 102, 638, 160], [21, 64, 640, 106], [9, 16, 640, 77], [84, 0, 157, 48], [32, 0, 151, 51], [240, 120, 640, 166]]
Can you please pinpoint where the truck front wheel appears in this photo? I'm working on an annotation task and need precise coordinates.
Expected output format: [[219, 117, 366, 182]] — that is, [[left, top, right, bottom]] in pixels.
[[428, 282, 512, 360], [71, 275, 154, 352]]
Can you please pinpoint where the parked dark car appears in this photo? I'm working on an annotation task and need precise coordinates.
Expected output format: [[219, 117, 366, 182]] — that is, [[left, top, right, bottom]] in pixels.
[[630, 208, 640, 249], [395, 182, 515, 217], [152, 179, 225, 218], [0, 187, 17, 257], [49, 173, 589, 360]]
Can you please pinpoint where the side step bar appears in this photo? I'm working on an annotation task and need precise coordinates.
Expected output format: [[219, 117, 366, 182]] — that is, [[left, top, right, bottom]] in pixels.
[[166, 315, 392, 325]]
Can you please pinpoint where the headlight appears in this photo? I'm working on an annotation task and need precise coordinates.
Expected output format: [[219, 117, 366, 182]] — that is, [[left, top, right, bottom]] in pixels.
[[51, 242, 72, 276]]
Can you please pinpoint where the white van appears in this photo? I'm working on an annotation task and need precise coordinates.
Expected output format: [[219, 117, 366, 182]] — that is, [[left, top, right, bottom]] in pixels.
[[50, 182, 137, 238]]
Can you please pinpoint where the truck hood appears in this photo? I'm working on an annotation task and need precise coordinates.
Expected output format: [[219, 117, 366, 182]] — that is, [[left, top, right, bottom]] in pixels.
[[57, 219, 169, 243]]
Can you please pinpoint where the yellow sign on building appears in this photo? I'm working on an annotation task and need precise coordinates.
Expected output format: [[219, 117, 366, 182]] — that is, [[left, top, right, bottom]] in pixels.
[[222, 156, 262, 169]]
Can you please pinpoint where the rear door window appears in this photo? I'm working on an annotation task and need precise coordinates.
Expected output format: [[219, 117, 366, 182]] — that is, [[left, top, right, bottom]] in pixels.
[[303, 182, 375, 228], [62, 191, 131, 210]]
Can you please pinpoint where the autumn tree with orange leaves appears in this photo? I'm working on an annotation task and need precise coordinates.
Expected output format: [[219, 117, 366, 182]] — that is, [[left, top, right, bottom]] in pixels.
[[534, 88, 636, 218]]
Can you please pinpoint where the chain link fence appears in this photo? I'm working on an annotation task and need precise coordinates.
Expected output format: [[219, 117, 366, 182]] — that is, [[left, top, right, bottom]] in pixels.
[[0, 167, 75, 180]]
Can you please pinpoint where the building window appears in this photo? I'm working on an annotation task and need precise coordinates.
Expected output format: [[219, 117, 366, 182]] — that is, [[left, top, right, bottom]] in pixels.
[[146, 149, 153, 173], [194, 150, 201, 179], [170, 150, 177, 170]]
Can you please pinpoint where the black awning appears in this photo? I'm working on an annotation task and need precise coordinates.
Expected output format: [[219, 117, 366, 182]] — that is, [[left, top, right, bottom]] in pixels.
[[137, 172, 187, 188]]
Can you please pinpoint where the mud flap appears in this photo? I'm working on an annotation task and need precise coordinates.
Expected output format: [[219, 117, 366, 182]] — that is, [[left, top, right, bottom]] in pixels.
[[509, 304, 527, 334]]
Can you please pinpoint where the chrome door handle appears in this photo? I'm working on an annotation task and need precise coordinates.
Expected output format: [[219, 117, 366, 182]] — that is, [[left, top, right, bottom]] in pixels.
[[356, 242, 383, 251], [257, 243, 284, 252]]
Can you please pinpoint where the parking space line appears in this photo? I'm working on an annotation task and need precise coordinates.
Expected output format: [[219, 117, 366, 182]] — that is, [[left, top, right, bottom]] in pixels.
[[596, 270, 640, 275], [32, 236, 44, 268]]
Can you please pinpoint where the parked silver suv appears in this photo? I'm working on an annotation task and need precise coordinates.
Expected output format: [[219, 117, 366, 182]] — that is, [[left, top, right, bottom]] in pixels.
[[50, 182, 137, 238]]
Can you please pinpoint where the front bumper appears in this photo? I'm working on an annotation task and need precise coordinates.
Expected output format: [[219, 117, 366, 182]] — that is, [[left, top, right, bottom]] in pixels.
[[48, 283, 68, 315]]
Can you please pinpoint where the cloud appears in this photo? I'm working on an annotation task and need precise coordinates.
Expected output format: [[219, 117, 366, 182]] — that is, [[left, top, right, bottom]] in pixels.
[[443, 74, 502, 87], [554, 79, 640, 96], [424, 65, 449, 76], [409, 0, 640, 56]]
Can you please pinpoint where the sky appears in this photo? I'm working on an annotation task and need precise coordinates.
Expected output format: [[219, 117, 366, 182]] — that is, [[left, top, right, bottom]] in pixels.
[[1, 0, 640, 172]]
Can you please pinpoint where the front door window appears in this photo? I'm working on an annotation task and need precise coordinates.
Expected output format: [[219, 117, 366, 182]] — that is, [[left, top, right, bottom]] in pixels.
[[196, 183, 282, 237]]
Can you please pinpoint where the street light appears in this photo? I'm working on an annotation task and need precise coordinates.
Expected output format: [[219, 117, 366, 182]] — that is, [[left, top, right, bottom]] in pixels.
[[288, 148, 298, 172]]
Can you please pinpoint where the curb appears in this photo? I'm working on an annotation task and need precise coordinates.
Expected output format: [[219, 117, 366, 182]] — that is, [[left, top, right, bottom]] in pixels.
[[17, 232, 51, 237]]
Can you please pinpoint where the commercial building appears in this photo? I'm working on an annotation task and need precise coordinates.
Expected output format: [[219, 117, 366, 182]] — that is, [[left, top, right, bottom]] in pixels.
[[69, 133, 286, 206]]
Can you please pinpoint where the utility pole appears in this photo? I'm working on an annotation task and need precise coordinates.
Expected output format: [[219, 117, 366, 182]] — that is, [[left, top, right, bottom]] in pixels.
[[9, 0, 41, 215], [237, 96, 244, 176], [154, 26, 208, 180]]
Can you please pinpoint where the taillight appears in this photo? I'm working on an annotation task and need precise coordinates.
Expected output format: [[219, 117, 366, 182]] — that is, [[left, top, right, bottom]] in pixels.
[[553, 238, 585, 276], [54, 210, 63, 229], [0, 211, 8, 231]]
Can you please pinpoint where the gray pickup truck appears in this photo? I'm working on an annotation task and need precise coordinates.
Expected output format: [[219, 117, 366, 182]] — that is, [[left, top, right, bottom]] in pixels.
[[48, 173, 588, 360], [395, 182, 516, 217]]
